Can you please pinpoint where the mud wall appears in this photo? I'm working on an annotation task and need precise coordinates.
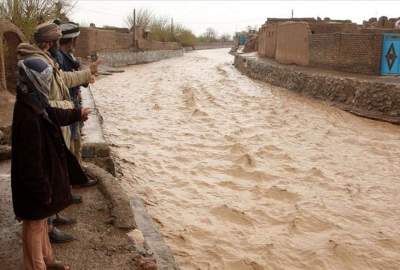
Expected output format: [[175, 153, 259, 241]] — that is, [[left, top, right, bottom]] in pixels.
[[75, 27, 133, 57], [309, 33, 383, 74], [0, 20, 25, 93], [0, 20, 25, 127], [257, 20, 383, 75], [275, 22, 310, 66], [258, 23, 277, 58], [309, 22, 359, 34], [234, 54, 400, 124], [75, 27, 181, 57]]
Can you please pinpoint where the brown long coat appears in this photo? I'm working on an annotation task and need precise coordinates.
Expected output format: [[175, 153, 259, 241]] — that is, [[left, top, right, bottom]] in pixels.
[[11, 91, 88, 220]]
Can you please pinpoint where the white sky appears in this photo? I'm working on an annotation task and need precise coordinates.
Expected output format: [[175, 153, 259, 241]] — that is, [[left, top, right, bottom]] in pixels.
[[71, 1, 400, 36]]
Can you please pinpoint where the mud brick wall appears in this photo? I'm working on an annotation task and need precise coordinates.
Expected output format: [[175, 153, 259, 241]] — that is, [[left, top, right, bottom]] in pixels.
[[0, 20, 25, 127], [309, 22, 359, 34], [258, 23, 277, 58], [75, 27, 133, 57], [0, 20, 25, 93], [309, 33, 383, 74], [275, 22, 310, 66]]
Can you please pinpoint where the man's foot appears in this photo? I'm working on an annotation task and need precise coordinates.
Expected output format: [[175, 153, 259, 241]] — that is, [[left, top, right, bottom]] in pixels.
[[47, 260, 71, 270], [49, 227, 75, 244], [71, 193, 82, 204], [53, 215, 77, 226]]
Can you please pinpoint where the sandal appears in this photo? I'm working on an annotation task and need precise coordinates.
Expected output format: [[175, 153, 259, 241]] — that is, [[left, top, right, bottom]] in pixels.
[[46, 260, 71, 270]]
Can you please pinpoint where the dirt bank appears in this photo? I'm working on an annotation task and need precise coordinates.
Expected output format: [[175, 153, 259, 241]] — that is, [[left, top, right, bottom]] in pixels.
[[93, 48, 400, 270], [0, 160, 142, 270]]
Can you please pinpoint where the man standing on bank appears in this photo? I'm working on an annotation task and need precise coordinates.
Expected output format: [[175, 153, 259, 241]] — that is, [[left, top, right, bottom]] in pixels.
[[12, 22, 94, 270], [52, 21, 87, 163], [46, 20, 98, 244]]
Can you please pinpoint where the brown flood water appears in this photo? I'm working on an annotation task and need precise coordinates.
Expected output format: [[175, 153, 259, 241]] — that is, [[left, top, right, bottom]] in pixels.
[[93, 49, 400, 270]]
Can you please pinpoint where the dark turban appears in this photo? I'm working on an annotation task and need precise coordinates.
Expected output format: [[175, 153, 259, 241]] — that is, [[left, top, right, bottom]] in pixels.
[[34, 22, 62, 43]]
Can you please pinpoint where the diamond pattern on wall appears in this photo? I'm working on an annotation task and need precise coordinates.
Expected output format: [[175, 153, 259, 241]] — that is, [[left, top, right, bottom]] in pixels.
[[386, 43, 397, 71]]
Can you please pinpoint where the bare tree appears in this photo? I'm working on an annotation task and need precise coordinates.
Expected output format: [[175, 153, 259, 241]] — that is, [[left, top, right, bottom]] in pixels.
[[204, 27, 217, 41], [220, 33, 232, 42], [126, 8, 153, 29]]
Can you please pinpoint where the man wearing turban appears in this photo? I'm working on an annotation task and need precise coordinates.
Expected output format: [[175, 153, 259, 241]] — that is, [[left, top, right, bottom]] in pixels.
[[12, 22, 97, 270]]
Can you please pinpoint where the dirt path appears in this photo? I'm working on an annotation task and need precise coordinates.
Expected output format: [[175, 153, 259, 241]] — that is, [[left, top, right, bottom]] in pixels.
[[0, 160, 138, 270], [93, 49, 400, 270]]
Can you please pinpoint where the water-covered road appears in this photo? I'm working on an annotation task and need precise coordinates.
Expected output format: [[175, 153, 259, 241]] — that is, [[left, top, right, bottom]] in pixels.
[[93, 49, 400, 270]]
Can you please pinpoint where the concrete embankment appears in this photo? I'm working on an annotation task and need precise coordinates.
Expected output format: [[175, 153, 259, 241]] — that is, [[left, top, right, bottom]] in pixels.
[[99, 49, 184, 67], [234, 53, 400, 124], [193, 42, 234, 50]]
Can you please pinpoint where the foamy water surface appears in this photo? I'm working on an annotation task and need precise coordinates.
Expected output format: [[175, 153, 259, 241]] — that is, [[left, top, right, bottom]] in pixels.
[[92, 49, 400, 270]]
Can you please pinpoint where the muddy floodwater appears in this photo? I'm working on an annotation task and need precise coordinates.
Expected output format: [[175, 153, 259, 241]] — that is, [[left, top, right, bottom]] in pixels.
[[93, 49, 400, 270]]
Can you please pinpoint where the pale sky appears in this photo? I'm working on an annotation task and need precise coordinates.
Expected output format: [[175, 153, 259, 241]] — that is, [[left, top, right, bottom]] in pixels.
[[71, 1, 400, 36]]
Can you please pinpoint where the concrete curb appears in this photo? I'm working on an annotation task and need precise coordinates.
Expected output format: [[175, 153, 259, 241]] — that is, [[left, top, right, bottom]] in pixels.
[[81, 85, 116, 176], [83, 162, 135, 230], [84, 162, 180, 270], [131, 197, 180, 270]]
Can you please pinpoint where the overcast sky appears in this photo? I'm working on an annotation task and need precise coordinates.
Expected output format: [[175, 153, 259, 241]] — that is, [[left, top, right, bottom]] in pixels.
[[71, 1, 400, 36]]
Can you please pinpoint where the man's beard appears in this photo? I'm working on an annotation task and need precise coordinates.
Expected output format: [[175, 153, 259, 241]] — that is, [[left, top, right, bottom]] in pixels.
[[51, 40, 59, 50]]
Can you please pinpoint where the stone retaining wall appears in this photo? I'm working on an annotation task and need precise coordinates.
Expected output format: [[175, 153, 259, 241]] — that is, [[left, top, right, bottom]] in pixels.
[[234, 53, 400, 123], [99, 49, 184, 67], [193, 42, 233, 50]]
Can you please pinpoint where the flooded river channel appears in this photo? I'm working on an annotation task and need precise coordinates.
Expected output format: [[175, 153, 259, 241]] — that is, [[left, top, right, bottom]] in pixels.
[[93, 49, 400, 270]]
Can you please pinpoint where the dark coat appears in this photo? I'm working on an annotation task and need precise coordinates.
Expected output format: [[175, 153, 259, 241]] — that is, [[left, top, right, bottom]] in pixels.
[[11, 92, 88, 220]]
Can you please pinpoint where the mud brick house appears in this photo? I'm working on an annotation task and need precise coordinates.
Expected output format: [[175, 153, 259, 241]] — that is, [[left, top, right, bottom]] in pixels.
[[257, 17, 400, 76]]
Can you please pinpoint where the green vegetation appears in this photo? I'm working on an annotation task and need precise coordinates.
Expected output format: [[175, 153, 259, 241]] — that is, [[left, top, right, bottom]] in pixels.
[[0, 0, 74, 40]]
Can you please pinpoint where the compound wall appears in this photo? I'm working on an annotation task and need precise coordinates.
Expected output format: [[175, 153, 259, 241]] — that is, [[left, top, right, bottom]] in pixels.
[[309, 33, 383, 74], [257, 19, 384, 75], [75, 27, 133, 57], [258, 23, 277, 58], [75, 27, 182, 57], [275, 22, 310, 66]]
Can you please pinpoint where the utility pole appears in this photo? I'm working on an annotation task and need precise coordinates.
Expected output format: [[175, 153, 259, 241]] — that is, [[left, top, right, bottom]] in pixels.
[[291, 9, 294, 19], [133, 8, 136, 48], [171, 18, 174, 33]]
